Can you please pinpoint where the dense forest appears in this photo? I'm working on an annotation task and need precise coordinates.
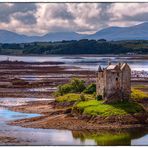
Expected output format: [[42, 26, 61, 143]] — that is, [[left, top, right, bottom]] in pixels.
[[0, 39, 148, 55]]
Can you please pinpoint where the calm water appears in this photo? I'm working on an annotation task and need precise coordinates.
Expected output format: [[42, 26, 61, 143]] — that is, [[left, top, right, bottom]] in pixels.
[[0, 54, 148, 145], [1, 105, 148, 146], [1, 105, 148, 145], [0, 97, 54, 106], [0, 54, 148, 71]]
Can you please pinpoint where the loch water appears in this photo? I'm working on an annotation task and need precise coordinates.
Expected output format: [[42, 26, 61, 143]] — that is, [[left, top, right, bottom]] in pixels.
[[0, 54, 148, 71], [1, 104, 148, 145], [0, 54, 147, 145]]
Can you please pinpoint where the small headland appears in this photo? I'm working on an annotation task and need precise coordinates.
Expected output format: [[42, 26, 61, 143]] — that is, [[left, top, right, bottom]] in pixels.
[[9, 78, 148, 131]]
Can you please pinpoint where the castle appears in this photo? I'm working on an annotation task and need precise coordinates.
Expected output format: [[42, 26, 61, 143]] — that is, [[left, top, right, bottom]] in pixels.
[[96, 62, 131, 103]]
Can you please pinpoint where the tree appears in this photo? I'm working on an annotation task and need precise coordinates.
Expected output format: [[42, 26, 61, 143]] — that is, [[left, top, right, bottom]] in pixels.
[[70, 78, 86, 93], [83, 83, 96, 94], [55, 78, 86, 96]]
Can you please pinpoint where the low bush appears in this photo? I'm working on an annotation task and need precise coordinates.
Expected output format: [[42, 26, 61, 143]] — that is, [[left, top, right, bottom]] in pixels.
[[70, 78, 86, 93], [55, 78, 86, 96], [80, 93, 86, 101], [83, 83, 96, 94], [56, 84, 73, 96], [96, 95, 102, 101]]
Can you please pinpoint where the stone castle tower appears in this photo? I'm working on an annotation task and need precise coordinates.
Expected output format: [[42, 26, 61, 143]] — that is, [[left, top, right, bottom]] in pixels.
[[96, 62, 131, 103]]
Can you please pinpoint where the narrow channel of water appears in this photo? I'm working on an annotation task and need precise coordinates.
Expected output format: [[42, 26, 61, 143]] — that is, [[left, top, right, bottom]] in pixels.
[[0, 98, 148, 145], [0, 105, 96, 145]]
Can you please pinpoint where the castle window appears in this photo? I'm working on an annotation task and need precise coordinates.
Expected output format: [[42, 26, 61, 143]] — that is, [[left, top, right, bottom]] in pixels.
[[116, 77, 118, 81], [117, 73, 119, 76]]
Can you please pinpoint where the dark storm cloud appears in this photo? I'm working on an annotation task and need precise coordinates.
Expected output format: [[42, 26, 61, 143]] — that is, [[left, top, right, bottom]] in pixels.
[[51, 6, 75, 20], [98, 3, 113, 23], [84, 3, 113, 29], [13, 12, 37, 25], [0, 3, 37, 24], [0, 4, 13, 23]]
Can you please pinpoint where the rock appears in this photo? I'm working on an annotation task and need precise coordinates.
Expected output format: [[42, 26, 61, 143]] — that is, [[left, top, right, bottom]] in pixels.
[[64, 108, 72, 114]]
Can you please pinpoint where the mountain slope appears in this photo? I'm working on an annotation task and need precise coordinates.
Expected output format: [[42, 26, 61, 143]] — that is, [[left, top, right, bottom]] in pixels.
[[0, 30, 85, 43], [41, 32, 84, 41], [0, 30, 29, 43], [87, 22, 148, 40], [0, 22, 148, 43]]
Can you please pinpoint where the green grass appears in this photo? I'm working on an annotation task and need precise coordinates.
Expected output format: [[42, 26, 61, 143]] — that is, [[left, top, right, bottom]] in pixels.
[[75, 100, 144, 116], [56, 93, 94, 102], [131, 88, 148, 100]]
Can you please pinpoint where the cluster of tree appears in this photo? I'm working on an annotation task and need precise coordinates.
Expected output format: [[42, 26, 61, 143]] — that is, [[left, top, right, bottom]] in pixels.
[[0, 39, 147, 55], [55, 78, 96, 96]]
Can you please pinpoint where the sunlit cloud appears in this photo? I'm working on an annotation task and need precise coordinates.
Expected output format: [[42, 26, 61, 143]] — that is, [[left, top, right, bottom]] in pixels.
[[0, 3, 147, 36]]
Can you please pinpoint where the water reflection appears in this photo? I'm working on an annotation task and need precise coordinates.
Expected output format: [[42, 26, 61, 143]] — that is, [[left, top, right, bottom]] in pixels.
[[72, 128, 148, 146], [0, 54, 147, 145], [0, 106, 148, 145]]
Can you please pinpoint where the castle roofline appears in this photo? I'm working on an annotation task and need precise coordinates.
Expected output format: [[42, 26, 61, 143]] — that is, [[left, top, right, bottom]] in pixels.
[[106, 64, 117, 70], [98, 65, 103, 72], [97, 62, 130, 72], [120, 63, 130, 71]]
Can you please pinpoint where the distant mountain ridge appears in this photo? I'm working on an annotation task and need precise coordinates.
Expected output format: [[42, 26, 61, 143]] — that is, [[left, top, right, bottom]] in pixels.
[[87, 22, 148, 40], [0, 22, 148, 43]]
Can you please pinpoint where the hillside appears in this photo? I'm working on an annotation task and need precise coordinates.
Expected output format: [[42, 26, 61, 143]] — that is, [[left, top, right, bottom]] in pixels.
[[0, 39, 147, 55], [87, 22, 148, 40], [1, 22, 148, 43]]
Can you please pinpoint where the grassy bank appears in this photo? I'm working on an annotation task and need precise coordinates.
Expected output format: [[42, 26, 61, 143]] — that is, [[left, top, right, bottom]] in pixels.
[[74, 100, 144, 116], [131, 88, 148, 100], [56, 93, 94, 102], [55, 93, 145, 117], [55, 78, 147, 117]]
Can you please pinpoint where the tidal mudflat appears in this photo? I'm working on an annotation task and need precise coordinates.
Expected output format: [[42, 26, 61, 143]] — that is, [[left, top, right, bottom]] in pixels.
[[0, 55, 148, 145]]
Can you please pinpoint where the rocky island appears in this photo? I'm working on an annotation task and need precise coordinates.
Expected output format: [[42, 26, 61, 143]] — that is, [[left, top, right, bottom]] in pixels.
[[9, 62, 148, 131]]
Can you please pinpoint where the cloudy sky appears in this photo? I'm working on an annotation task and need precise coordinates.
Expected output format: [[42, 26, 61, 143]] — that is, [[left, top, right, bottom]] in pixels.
[[0, 3, 148, 36]]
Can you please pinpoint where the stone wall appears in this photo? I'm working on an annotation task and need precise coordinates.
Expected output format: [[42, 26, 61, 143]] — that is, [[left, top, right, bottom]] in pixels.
[[121, 65, 131, 100], [96, 71, 104, 97], [96, 63, 131, 103], [104, 69, 123, 103]]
